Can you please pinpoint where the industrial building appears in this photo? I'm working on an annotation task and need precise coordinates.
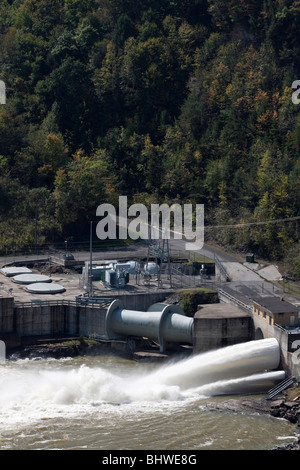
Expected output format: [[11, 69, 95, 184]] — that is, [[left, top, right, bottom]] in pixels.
[[253, 297, 299, 328]]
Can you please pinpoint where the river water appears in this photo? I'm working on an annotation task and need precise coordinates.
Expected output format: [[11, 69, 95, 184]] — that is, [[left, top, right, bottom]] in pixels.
[[0, 340, 297, 451]]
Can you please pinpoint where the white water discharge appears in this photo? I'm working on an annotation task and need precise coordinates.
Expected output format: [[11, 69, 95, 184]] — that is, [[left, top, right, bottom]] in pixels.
[[0, 338, 283, 411], [0, 338, 294, 450], [147, 337, 284, 394]]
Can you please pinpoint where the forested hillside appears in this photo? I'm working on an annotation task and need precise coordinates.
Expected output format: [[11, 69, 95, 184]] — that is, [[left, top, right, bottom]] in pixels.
[[0, 0, 300, 277]]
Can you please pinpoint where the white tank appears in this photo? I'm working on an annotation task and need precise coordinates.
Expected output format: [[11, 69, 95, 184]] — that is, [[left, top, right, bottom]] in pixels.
[[144, 262, 159, 274]]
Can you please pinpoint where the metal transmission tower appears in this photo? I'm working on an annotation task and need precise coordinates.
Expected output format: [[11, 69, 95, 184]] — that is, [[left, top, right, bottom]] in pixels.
[[146, 225, 173, 288]]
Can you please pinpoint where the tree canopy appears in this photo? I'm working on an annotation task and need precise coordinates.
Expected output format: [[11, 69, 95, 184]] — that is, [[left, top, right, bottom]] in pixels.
[[0, 0, 299, 276]]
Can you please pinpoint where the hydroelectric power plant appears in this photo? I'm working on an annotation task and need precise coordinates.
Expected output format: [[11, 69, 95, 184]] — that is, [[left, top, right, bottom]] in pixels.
[[0, 288, 299, 397], [0, 226, 298, 449], [0, 258, 300, 449]]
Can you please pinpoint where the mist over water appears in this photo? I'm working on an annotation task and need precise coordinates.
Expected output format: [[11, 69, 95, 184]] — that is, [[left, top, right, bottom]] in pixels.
[[1, 338, 282, 405], [0, 338, 295, 450]]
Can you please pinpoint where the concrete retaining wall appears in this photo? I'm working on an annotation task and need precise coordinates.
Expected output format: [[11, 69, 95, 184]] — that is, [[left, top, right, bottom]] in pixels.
[[253, 314, 300, 377], [0, 292, 175, 349], [193, 303, 252, 353], [0, 297, 14, 333], [13, 304, 108, 339], [1, 292, 300, 380], [114, 291, 175, 311], [193, 316, 252, 353], [78, 305, 107, 337], [14, 304, 77, 337]]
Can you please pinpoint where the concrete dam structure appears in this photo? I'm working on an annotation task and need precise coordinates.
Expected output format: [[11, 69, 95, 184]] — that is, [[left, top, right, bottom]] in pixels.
[[105, 300, 194, 352], [1, 292, 300, 380]]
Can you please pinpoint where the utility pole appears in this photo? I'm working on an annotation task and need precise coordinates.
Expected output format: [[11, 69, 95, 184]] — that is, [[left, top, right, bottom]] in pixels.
[[89, 221, 93, 297], [146, 225, 172, 289], [34, 204, 38, 253]]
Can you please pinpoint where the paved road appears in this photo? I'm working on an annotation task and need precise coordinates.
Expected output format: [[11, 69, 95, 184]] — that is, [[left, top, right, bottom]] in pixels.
[[169, 238, 300, 305], [0, 237, 238, 265], [1, 235, 299, 305]]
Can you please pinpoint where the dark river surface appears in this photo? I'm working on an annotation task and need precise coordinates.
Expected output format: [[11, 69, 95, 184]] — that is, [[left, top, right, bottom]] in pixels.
[[0, 341, 297, 450]]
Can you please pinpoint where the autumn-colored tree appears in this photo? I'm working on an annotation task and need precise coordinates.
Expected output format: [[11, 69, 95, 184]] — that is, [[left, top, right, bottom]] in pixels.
[[0, 0, 299, 265]]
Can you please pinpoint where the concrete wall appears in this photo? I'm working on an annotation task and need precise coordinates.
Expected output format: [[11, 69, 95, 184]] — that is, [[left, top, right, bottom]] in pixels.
[[14, 304, 79, 337], [115, 291, 175, 311], [0, 292, 175, 349], [78, 306, 107, 337], [253, 314, 300, 378], [0, 297, 14, 333], [193, 303, 253, 353], [193, 316, 252, 353], [2, 291, 299, 380], [13, 304, 108, 339], [0, 297, 18, 348]]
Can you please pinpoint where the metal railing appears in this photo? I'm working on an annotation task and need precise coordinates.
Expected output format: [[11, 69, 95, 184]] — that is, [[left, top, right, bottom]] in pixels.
[[266, 376, 295, 400], [217, 288, 252, 313], [14, 297, 114, 309], [169, 265, 201, 288], [214, 255, 231, 282], [274, 323, 300, 334]]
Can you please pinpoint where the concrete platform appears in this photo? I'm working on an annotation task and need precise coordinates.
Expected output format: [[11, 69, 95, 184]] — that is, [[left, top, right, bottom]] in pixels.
[[194, 303, 252, 353], [133, 350, 169, 362], [195, 303, 251, 319], [222, 262, 262, 282]]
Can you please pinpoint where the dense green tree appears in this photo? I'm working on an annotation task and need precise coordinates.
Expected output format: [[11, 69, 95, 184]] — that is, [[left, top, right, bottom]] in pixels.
[[53, 149, 117, 235], [0, 0, 299, 267]]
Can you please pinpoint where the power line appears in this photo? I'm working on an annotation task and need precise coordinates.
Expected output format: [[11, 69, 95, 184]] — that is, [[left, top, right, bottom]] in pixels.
[[205, 216, 300, 229]]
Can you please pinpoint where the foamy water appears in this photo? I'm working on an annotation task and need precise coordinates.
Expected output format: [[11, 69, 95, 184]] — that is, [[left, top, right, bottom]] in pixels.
[[0, 338, 282, 406], [0, 339, 296, 450]]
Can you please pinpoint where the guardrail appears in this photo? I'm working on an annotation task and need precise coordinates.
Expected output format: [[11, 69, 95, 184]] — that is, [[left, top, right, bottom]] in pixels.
[[217, 288, 252, 313], [14, 297, 114, 309], [214, 255, 231, 282], [169, 266, 200, 288], [266, 376, 295, 400], [274, 323, 300, 334]]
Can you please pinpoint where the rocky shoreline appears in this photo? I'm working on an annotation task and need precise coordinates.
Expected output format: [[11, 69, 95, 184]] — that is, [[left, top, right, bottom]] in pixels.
[[264, 395, 300, 450], [9, 338, 113, 360], [7, 340, 300, 450], [202, 390, 300, 450]]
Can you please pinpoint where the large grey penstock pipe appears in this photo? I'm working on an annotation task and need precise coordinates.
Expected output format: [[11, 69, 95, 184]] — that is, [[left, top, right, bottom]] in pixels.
[[105, 300, 194, 352]]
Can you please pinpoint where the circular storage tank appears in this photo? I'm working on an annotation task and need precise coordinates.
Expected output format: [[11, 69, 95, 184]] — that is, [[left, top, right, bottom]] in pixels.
[[0, 266, 32, 277], [13, 274, 52, 285], [25, 283, 65, 294]]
